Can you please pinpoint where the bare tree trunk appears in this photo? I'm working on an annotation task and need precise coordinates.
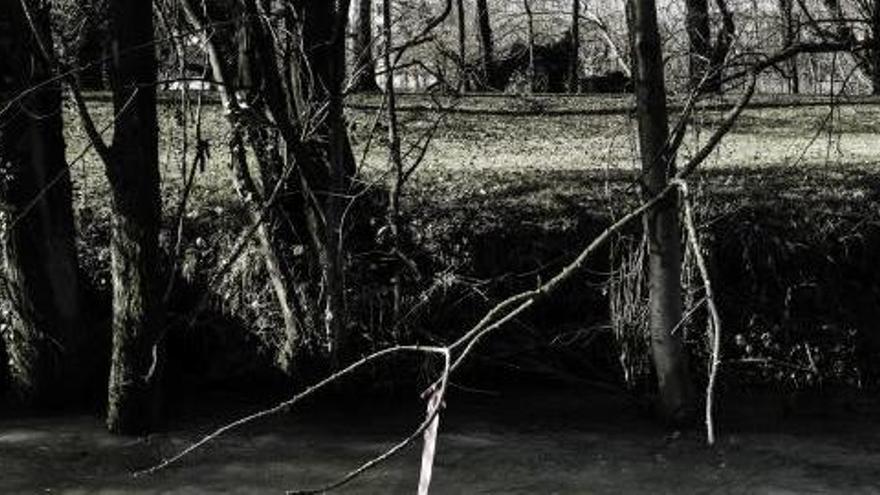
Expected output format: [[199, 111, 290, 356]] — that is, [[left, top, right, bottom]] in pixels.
[[685, 0, 712, 90], [871, 0, 880, 94], [353, 0, 380, 92], [326, 22, 351, 366], [686, 0, 734, 92], [779, 0, 800, 93], [300, 1, 355, 364], [383, 0, 407, 320], [475, 0, 496, 89], [182, 0, 353, 372], [456, 0, 469, 91], [627, 0, 695, 425], [0, 0, 83, 406], [383, 0, 402, 241], [568, 0, 581, 93], [524, 0, 536, 93], [237, 0, 317, 373], [105, 0, 164, 434]]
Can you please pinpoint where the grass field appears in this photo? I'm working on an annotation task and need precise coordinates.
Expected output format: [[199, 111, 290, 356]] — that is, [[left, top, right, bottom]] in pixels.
[[65, 93, 880, 229], [63, 94, 880, 389]]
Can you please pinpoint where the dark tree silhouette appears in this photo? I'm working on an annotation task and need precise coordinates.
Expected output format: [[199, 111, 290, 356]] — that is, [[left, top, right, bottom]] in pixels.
[[105, 0, 164, 434], [0, 0, 84, 406], [779, 0, 800, 93], [568, 0, 581, 92], [685, 0, 734, 91], [524, 0, 536, 92], [475, 0, 497, 89], [353, 0, 380, 92]]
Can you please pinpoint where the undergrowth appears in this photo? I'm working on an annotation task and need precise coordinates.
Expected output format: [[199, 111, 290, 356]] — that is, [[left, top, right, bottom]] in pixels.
[[59, 97, 880, 396]]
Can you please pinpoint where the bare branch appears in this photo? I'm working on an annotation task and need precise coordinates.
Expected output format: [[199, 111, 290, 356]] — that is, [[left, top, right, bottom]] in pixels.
[[136, 346, 449, 478], [675, 180, 723, 446]]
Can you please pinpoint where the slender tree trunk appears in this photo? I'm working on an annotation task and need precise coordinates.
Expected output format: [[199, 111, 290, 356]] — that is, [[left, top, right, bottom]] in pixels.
[[383, 0, 402, 239], [475, 0, 496, 89], [685, 0, 734, 92], [456, 0, 469, 91], [105, 0, 164, 434], [779, 0, 800, 93], [0, 0, 83, 406], [183, 0, 320, 375], [685, 0, 712, 90], [183, 0, 353, 372], [871, 0, 880, 94], [712, 0, 735, 91], [383, 0, 406, 319], [627, 0, 695, 425], [300, 1, 354, 364], [326, 16, 351, 366], [76, 1, 108, 90], [238, 1, 317, 373], [353, 0, 380, 92], [568, 0, 581, 93], [524, 0, 536, 93]]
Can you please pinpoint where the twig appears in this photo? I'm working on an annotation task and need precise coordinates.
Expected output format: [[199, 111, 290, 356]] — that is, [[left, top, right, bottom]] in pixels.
[[675, 180, 723, 446]]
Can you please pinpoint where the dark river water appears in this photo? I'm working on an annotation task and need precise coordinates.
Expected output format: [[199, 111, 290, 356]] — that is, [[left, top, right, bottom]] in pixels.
[[2, 386, 880, 494]]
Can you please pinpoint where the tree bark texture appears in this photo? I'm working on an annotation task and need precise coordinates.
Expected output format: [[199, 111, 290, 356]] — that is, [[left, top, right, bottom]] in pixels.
[[0, 0, 83, 406], [627, 0, 696, 424], [105, 0, 164, 434], [299, 1, 354, 365]]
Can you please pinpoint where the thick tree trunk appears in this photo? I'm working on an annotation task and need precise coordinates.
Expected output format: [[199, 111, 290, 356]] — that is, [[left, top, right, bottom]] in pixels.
[[568, 0, 581, 93], [627, 0, 695, 425], [353, 0, 380, 92], [456, 0, 469, 91], [0, 0, 83, 406], [105, 0, 164, 434], [475, 0, 496, 89]]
